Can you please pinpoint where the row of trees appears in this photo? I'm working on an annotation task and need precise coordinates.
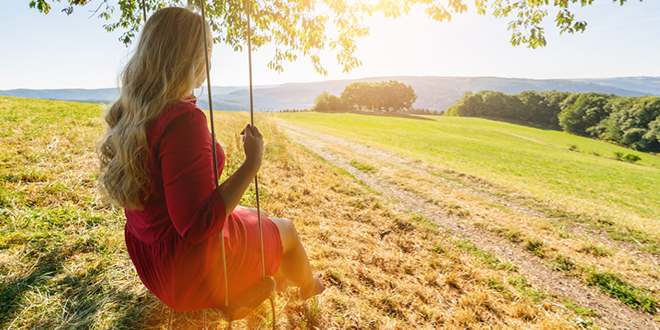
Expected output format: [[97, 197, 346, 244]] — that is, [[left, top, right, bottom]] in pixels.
[[447, 90, 660, 152], [313, 80, 418, 113], [446, 90, 571, 127], [561, 94, 660, 152]]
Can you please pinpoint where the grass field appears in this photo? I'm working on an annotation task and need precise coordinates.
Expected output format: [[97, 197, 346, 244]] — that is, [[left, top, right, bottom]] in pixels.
[[276, 111, 660, 322], [0, 96, 612, 329], [276, 112, 660, 238]]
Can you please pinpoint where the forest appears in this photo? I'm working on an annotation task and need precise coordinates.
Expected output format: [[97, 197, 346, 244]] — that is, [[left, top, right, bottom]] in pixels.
[[446, 90, 660, 153]]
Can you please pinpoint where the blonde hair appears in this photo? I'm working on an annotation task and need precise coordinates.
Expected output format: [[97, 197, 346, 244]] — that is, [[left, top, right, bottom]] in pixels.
[[99, 7, 211, 209]]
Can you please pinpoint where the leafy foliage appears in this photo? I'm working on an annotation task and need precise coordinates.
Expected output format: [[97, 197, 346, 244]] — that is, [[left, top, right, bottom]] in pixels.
[[340, 80, 417, 112], [313, 80, 418, 113], [448, 89, 569, 127], [28, 0, 638, 74], [558, 92, 612, 136], [447, 90, 660, 153], [312, 91, 347, 113], [622, 153, 641, 163]]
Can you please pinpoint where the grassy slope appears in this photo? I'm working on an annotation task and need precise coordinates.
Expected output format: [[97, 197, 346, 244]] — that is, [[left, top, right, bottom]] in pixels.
[[276, 112, 660, 235], [0, 96, 590, 329]]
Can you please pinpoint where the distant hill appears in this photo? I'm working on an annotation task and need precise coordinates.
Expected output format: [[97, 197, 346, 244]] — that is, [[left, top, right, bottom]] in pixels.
[[0, 88, 119, 103], [570, 77, 660, 96], [202, 76, 656, 112], [195, 98, 249, 112], [2, 76, 658, 112]]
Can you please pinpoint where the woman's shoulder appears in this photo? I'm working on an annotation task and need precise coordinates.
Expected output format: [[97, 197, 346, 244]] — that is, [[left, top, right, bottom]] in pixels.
[[161, 96, 203, 123], [149, 97, 207, 139]]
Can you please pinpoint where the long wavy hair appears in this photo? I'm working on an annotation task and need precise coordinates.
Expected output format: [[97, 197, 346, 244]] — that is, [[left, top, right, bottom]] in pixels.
[[98, 7, 211, 209]]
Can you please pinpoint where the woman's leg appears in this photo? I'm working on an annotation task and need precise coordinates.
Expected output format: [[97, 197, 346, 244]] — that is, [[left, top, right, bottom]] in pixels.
[[269, 217, 325, 300], [243, 206, 269, 218], [272, 269, 294, 292]]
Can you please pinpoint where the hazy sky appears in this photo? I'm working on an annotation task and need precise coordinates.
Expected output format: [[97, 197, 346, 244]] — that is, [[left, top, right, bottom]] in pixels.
[[1, 0, 659, 90]]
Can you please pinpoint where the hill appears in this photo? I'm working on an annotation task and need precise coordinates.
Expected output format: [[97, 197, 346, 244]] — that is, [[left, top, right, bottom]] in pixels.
[[0, 88, 119, 103], [189, 76, 660, 112], [277, 111, 660, 325], [1, 96, 658, 329], [572, 77, 660, 96], [277, 112, 660, 233], [1, 76, 658, 112]]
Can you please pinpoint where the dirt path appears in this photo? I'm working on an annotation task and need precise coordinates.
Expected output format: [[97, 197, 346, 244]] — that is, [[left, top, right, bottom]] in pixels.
[[278, 121, 659, 330]]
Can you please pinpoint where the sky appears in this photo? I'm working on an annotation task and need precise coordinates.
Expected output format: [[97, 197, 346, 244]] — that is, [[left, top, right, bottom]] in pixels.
[[0, 0, 659, 90]]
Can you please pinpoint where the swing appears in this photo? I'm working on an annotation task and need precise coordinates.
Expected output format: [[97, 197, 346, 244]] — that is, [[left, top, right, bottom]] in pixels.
[[199, 0, 277, 325], [139, 0, 278, 328]]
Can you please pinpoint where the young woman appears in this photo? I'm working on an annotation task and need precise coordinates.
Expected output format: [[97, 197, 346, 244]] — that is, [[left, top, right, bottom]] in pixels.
[[98, 6, 324, 312]]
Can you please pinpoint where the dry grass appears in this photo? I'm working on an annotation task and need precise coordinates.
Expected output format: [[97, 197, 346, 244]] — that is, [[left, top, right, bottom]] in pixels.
[[277, 112, 660, 240], [0, 97, 591, 329], [307, 135, 659, 315]]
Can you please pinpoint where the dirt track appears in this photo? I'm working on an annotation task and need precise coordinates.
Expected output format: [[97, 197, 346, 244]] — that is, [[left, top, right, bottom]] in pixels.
[[278, 121, 659, 330]]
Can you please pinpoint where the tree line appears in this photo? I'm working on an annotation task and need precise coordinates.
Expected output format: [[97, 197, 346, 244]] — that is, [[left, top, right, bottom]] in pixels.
[[446, 90, 660, 153], [312, 80, 439, 115]]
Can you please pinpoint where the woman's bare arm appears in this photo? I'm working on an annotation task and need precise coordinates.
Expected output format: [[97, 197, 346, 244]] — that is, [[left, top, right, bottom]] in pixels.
[[216, 124, 263, 216]]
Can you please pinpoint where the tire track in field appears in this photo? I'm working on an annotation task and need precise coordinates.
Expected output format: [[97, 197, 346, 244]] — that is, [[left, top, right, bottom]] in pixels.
[[278, 121, 659, 330], [276, 121, 660, 279]]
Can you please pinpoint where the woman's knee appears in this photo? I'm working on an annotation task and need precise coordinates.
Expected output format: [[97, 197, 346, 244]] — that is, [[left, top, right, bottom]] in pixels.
[[271, 217, 297, 237]]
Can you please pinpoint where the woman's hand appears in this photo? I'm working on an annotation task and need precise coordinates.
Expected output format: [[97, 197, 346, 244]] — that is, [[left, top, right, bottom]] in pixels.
[[217, 124, 264, 216], [241, 124, 263, 171]]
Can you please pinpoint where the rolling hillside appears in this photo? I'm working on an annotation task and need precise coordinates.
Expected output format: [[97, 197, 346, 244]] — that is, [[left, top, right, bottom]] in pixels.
[[277, 112, 660, 234], [276, 111, 660, 327], [572, 77, 660, 96], [1, 96, 658, 329], [2, 76, 658, 112]]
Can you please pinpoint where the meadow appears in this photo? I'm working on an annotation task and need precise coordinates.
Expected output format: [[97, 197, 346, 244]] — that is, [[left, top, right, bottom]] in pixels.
[[277, 112, 660, 239], [0, 96, 657, 329]]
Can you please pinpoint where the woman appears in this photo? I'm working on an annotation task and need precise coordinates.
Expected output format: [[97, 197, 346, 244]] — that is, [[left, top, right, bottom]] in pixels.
[[98, 6, 324, 312]]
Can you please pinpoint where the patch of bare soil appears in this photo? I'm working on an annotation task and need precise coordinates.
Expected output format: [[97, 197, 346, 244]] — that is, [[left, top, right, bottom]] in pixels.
[[279, 121, 659, 330]]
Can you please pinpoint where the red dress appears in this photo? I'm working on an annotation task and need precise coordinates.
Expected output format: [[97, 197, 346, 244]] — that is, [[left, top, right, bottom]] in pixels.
[[124, 98, 283, 311]]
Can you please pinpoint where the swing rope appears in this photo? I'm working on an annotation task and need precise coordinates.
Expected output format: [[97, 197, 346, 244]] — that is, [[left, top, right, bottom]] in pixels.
[[246, 0, 268, 281], [200, 0, 274, 326], [197, 0, 232, 315], [139, 0, 275, 328]]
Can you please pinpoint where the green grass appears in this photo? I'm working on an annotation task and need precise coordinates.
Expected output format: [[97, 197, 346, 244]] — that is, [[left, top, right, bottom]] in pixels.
[[562, 298, 598, 317], [584, 268, 658, 313], [579, 242, 612, 257], [2, 97, 655, 328], [525, 237, 546, 258], [0, 97, 147, 329], [349, 160, 378, 173], [452, 239, 518, 272], [506, 274, 549, 302], [277, 112, 660, 236]]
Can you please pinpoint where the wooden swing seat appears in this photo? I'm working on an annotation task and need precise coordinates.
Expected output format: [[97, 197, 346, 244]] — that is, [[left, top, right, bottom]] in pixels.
[[214, 276, 275, 322]]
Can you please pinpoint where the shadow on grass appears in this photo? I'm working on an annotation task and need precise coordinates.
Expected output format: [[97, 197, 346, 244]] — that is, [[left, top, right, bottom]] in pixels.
[[479, 117, 562, 131], [0, 240, 161, 329], [0, 245, 64, 328], [317, 110, 438, 121]]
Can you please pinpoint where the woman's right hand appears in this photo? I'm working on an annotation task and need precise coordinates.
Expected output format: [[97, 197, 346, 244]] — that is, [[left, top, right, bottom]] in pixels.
[[218, 124, 264, 217], [241, 124, 263, 171]]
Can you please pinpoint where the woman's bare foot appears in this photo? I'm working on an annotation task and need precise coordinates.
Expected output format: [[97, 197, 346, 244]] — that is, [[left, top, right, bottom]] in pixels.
[[299, 274, 326, 301]]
